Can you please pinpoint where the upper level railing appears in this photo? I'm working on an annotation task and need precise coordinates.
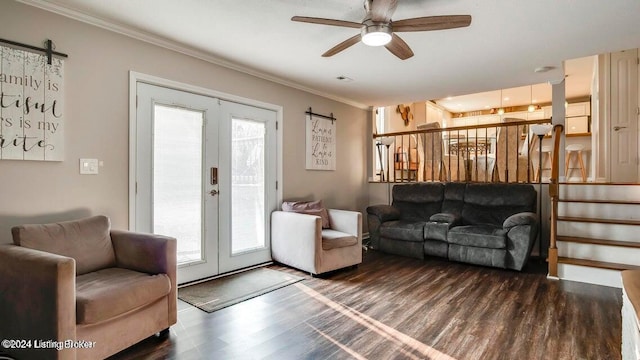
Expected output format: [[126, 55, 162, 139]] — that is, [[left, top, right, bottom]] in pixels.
[[373, 118, 553, 184]]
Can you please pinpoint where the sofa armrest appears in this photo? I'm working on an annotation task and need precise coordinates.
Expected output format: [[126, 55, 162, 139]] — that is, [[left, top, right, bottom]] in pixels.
[[271, 211, 322, 274], [327, 209, 362, 240], [0, 244, 76, 360], [429, 212, 460, 226], [503, 212, 537, 229], [504, 213, 538, 271], [366, 205, 400, 223]]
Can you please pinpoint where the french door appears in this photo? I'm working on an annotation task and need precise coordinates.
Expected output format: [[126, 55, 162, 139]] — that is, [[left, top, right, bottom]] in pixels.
[[135, 82, 277, 284]]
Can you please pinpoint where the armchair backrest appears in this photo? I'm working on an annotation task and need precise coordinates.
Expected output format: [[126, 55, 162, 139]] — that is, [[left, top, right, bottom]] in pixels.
[[11, 215, 116, 275]]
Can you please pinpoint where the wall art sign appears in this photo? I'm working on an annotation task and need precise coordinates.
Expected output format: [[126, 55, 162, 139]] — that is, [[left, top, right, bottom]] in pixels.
[[305, 112, 336, 171], [0, 45, 64, 161]]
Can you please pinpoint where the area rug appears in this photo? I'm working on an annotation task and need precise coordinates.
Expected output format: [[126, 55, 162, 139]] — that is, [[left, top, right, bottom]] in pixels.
[[178, 267, 305, 313]]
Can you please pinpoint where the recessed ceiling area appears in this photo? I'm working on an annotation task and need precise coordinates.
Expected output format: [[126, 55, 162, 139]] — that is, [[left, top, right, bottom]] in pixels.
[[434, 56, 595, 113], [18, 0, 640, 107]]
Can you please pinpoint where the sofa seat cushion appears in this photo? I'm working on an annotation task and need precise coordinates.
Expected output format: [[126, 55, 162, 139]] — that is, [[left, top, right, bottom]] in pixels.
[[380, 221, 426, 242], [322, 229, 357, 250], [448, 225, 507, 249], [424, 222, 450, 242], [76, 267, 171, 325]]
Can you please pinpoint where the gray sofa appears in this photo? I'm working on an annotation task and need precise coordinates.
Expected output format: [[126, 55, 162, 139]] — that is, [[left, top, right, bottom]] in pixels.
[[367, 182, 538, 271]]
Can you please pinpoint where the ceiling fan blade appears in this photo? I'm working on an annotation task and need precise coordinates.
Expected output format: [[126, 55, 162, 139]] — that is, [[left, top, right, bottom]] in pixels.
[[393, 15, 472, 32], [384, 34, 414, 60], [369, 0, 398, 22], [292, 16, 362, 29], [322, 34, 362, 57]]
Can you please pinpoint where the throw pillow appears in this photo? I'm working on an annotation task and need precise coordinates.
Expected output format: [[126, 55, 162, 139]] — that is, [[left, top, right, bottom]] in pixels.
[[282, 200, 331, 229]]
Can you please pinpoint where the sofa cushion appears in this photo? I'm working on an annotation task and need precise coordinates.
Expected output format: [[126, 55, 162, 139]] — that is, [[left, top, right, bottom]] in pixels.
[[76, 267, 171, 325], [448, 225, 507, 249], [321, 229, 358, 250], [424, 222, 450, 242], [461, 184, 536, 225], [441, 182, 466, 216], [11, 215, 116, 275], [380, 221, 426, 242], [392, 183, 444, 222], [282, 200, 330, 228]]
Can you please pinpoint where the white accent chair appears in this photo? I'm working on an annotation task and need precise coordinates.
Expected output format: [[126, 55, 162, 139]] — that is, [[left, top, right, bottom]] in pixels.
[[271, 209, 362, 275]]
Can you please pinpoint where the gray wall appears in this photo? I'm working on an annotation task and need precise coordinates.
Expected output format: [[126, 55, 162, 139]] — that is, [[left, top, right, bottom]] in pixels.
[[0, 2, 370, 242]]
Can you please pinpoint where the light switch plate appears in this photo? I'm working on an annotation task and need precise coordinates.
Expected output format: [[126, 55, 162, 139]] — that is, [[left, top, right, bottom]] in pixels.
[[80, 158, 99, 175]]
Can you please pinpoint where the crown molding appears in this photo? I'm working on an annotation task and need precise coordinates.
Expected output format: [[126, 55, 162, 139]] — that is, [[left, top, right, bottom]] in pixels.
[[16, 0, 370, 110]]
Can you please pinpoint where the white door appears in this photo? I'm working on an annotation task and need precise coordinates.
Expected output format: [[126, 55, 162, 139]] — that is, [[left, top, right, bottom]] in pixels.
[[218, 101, 277, 273], [610, 49, 639, 182], [136, 83, 220, 283]]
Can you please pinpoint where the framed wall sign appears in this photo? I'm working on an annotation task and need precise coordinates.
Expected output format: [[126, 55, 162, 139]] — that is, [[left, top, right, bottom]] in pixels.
[[305, 108, 336, 171], [0, 44, 64, 161]]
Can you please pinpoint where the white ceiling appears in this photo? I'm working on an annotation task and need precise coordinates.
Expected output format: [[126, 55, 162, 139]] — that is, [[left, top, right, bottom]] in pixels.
[[21, 0, 640, 108], [435, 55, 595, 112]]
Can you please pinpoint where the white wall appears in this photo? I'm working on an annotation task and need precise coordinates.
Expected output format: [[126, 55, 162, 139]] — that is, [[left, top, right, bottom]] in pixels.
[[0, 2, 370, 242]]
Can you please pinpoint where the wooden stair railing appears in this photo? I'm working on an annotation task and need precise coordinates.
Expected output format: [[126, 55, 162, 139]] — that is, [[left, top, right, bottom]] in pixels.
[[548, 124, 564, 278]]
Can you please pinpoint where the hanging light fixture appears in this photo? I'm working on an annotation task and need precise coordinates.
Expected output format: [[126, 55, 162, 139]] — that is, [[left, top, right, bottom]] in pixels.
[[528, 85, 536, 112], [498, 89, 505, 115]]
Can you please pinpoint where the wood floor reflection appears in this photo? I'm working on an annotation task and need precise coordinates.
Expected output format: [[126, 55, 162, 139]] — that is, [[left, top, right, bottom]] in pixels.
[[109, 250, 622, 360]]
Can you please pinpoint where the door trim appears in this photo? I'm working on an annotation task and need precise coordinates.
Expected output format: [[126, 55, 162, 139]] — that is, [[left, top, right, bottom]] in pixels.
[[128, 71, 283, 230]]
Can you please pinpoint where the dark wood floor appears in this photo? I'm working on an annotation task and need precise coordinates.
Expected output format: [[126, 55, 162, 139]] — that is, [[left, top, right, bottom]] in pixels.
[[110, 250, 622, 360]]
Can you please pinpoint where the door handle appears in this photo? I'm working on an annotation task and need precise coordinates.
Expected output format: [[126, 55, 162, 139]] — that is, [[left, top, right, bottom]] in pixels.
[[613, 126, 627, 131], [209, 189, 219, 196], [210, 167, 218, 185]]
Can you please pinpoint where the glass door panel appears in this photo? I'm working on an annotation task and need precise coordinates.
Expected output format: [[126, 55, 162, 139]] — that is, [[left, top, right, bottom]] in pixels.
[[219, 101, 276, 273], [231, 118, 266, 254], [136, 82, 219, 284], [153, 104, 204, 264]]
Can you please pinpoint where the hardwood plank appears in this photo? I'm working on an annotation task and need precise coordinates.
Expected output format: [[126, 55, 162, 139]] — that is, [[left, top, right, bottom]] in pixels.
[[109, 251, 622, 360]]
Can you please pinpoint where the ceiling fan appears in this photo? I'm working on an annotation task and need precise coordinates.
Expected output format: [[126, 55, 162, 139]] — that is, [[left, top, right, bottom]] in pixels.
[[292, 0, 471, 60]]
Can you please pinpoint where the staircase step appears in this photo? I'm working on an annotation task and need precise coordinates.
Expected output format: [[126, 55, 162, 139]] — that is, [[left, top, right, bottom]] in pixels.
[[559, 183, 640, 202], [559, 198, 640, 205], [557, 236, 640, 248], [557, 216, 640, 226], [558, 257, 640, 271]]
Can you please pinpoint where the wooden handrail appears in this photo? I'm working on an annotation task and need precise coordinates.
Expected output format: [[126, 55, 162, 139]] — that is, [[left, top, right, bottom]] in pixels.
[[548, 124, 564, 278], [373, 118, 552, 138]]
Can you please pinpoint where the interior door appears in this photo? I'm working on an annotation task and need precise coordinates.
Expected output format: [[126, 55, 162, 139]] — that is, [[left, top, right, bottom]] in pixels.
[[218, 100, 277, 273], [136, 83, 219, 284], [610, 49, 639, 182]]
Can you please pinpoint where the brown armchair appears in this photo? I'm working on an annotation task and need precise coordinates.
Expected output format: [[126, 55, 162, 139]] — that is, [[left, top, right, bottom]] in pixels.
[[0, 215, 177, 360]]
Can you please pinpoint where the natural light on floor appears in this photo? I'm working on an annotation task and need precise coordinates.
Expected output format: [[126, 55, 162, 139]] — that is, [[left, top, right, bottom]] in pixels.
[[295, 283, 458, 360]]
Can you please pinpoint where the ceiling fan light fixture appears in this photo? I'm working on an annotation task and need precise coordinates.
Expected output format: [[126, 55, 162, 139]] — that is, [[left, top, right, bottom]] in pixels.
[[361, 21, 392, 46]]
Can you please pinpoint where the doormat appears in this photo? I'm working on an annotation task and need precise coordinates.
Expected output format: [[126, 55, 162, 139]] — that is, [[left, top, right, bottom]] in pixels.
[[178, 267, 305, 313]]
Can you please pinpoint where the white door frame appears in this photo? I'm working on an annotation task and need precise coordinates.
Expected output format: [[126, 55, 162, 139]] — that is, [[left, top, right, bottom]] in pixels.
[[128, 71, 283, 248]]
